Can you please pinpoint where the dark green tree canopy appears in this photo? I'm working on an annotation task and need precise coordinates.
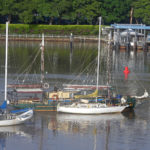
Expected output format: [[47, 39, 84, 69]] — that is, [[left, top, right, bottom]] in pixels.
[[0, 0, 149, 25], [133, 0, 150, 24]]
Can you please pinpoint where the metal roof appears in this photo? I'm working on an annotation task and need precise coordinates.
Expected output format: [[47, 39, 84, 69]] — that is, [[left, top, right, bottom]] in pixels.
[[111, 24, 150, 30]]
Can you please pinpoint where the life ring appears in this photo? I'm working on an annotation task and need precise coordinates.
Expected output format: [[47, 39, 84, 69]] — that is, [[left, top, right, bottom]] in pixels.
[[52, 94, 59, 101], [43, 83, 49, 89]]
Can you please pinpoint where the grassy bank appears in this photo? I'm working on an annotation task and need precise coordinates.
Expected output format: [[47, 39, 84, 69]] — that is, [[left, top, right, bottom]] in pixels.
[[0, 24, 107, 35]]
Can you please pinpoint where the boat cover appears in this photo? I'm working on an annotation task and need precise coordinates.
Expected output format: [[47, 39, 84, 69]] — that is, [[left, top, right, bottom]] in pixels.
[[0, 101, 7, 109], [11, 108, 32, 114]]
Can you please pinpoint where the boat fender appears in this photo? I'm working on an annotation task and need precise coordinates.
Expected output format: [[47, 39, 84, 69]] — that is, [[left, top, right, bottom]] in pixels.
[[43, 83, 49, 89], [52, 94, 59, 101]]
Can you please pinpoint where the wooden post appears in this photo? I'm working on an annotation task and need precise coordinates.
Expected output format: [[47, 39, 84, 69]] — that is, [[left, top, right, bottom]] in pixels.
[[41, 34, 44, 83], [70, 33, 73, 51], [130, 8, 133, 24], [70, 33, 73, 70], [133, 32, 137, 52]]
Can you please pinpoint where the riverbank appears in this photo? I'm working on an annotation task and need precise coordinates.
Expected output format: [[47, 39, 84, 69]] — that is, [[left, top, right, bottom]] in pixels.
[[0, 24, 109, 43], [0, 34, 109, 43]]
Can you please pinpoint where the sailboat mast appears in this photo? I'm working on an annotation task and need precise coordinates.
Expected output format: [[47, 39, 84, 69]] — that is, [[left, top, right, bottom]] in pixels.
[[4, 22, 8, 102], [107, 31, 112, 98], [41, 33, 44, 83], [96, 17, 101, 91]]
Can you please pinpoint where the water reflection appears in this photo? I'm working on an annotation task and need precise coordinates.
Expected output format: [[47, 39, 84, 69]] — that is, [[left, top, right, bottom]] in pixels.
[[44, 109, 150, 150], [111, 50, 150, 96], [0, 109, 149, 150], [0, 41, 149, 75], [0, 125, 33, 150], [55, 113, 125, 133], [47, 112, 132, 150], [112, 50, 150, 73]]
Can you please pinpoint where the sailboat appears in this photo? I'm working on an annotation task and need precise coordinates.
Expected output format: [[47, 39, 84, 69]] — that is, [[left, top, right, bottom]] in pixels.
[[9, 33, 73, 111], [0, 22, 33, 126], [57, 17, 136, 114]]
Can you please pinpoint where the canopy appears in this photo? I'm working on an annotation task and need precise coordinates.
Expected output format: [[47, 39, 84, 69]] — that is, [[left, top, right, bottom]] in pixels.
[[120, 29, 144, 37], [111, 24, 150, 30]]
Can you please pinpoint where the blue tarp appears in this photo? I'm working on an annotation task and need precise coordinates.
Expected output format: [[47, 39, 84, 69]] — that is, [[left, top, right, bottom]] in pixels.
[[48, 99, 72, 103], [89, 98, 104, 102], [0, 101, 7, 109], [62, 100, 72, 102], [10, 108, 31, 114], [116, 95, 122, 99]]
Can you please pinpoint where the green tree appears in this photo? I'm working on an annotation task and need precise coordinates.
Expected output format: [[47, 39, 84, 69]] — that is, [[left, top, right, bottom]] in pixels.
[[53, 0, 73, 24], [101, 0, 132, 24], [0, 0, 19, 23], [133, 0, 150, 25], [72, 0, 102, 25], [36, 0, 58, 25], [17, 0, 38, 24], [36, 0, 72, 24], [0, 0, 137, 25]]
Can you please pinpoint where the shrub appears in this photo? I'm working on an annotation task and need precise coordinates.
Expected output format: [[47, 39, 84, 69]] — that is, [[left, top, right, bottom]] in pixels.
[[0, 24, 107, 35]]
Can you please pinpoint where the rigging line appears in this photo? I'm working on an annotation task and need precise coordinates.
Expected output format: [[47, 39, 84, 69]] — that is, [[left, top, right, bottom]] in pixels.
[[20, 47, 41, 74], [78, 46, 94, 66], [45, 47, 53, 73], [31, 71, 39, 83], [69, 42, 97, 74], [23, 48, 41, 74], [116, 52, 146, 91], [68, 58, 97, 84], [132, 71, 146, 90], [12, 46, 40, 81], [15, 49, 41, 82], [9, 43, 18, 75], [45, 51, 59, 84], [67, 51, 96, 81], [11, 43, 40, 75], [45, 44, 97, 85], [72, 50, 97, 75], [68, 55, 96, 79]]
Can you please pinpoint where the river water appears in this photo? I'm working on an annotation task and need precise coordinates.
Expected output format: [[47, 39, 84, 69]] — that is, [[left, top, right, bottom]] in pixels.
[[0, 41, 150, 150]]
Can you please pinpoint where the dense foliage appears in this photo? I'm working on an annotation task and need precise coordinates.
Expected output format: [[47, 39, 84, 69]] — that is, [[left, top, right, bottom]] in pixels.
[[0, 24, 102, 35], [0, 0, 149, 25]]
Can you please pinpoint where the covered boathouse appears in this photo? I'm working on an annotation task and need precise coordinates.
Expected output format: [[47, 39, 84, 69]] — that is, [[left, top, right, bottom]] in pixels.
[[110, 24, 150, 52]]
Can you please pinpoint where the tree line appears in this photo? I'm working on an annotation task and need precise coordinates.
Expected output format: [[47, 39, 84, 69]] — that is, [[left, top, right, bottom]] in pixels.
[[0, 0, 150, 25]]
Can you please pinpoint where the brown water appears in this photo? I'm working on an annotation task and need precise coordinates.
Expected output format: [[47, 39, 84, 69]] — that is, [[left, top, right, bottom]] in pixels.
[[0, 41, 150, 150]]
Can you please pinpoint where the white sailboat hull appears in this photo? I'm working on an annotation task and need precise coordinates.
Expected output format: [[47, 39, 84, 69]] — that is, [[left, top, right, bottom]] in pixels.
[[0, 110, 33, 126], [57, 105, 127, 114]]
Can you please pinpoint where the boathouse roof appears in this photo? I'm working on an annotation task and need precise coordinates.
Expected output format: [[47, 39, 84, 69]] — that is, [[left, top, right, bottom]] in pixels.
[[111, 24, 150, 30], [120, 29, 144, 36]]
